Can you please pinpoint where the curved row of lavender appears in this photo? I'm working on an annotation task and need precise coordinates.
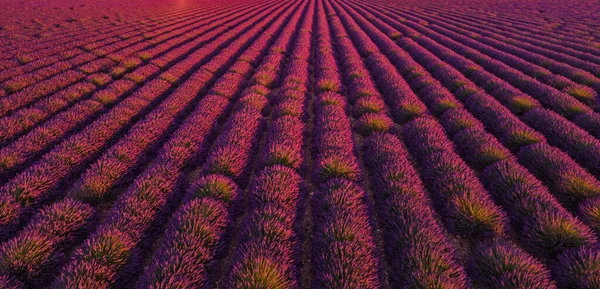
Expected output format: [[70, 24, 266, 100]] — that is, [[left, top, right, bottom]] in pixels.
[[0, 0, 599, 288]]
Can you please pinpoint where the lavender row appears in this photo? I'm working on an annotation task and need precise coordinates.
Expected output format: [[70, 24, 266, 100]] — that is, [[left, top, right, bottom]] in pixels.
[[312, 92, 380, 289], [309, 4, 382, 287], [425, 4, 600, 56], [323, 4, 469, 286], [9, 2, 295, 285], [225, 165, 302, 288], [410, 36, 600, 237], [371, 4, 598, 125], [394, 21, 600, 202], [324, 4, 394, 134], [421, 16, 599, 106], [338, 3, 552, 288], [363, 133, 470, 288], [370, 0, 600, 234], [0, 82, 96, 143], [330, 6, 428, 126], [51, 152, 190, 286], [49, 3, 297, 284], [0, 0, 272, 145], [341, 4, 600, 286], [334, 0, 510, 238], [399, 5, 600, 65], [0, 70, 87, 118], [0, 77, 170, 236], [225, 2, 313, 287], [396, 31, 595, 289], [392, 30, 600, 212], [362, 6, 600, 182], [419, 6, 600, 70], [0, 0, 289, 243], [0, 4, 226, 85], [408, 9, 600, 102], [67, 0, 292, 204], [0, 78, 139, 176], [0, 199, 94, 287], [8, 1, 261, 99], [130, 3, 258, 64], [0, 7, 276, 175], [334, 2, 576, 287], [121, 2, 264, 69], [0, 3, 184, 63], [147, 94, 266, 287], [0, 0, 280, 174], [389, 3, 600, 76], [139, 2, 308, 287], [421, 17, 600, 111]]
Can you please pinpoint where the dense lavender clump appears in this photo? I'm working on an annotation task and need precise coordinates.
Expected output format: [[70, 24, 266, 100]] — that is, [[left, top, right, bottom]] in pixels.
[[363, 133, 469, 288], [403, 117, 507, 238], [468, 242, 557, 289], [139, 174, 239, 288], [311, 179, 379, 289], [518, 143, 600, 208], [555, 247, 600, 289]]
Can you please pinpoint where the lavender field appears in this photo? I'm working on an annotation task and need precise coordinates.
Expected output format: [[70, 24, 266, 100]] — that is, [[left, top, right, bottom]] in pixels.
[[0, 0, 599, 288]]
